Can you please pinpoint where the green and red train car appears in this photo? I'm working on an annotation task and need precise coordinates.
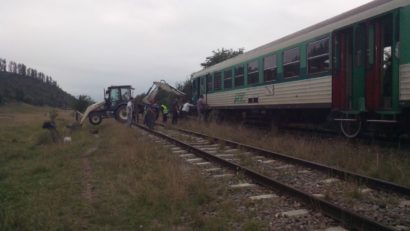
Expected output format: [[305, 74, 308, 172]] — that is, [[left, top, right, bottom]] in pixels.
[[191, 0, 410, 137]]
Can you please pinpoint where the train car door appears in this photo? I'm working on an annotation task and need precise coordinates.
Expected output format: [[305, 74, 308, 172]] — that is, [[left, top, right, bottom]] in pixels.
[[332, 23, 368, 113], [365, 14, 396, 111], [332, 25, 366, 138], [332, 28, 353, 111], [352, 23, 367, 112], [365, 21, 382, 111]]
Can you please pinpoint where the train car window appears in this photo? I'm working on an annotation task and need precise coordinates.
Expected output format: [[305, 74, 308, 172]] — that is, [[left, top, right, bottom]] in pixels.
[[224, 69, 233, 89], [307, 37, 330, 75], [214, 72, 222, 91], [247, 60, 259, 84], [234, 65, 244, 87], [206, 74, 213, 92], [264, 55, 277, 82], [200, 76, 206, 95], [283, 48, 300, 78], [192, 78, 198, 98]]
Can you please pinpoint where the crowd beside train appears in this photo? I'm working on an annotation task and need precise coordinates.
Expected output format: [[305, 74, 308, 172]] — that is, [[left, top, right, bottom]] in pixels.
[[125, 95, 207, 128]]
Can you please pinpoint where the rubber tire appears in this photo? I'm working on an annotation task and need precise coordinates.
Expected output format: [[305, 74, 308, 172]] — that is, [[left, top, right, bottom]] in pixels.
[[115, 105, 128, 123], [89, 112, 102, 125]]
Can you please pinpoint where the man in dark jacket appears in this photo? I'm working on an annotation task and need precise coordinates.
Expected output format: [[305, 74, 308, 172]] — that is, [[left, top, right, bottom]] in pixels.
[[170, 98, 179, 124]]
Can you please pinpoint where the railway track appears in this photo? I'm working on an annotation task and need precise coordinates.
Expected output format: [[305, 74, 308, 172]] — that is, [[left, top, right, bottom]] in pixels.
[[278, 125, 410, 149], [135, 124, 410, 231], [240, 120, 410, 149]]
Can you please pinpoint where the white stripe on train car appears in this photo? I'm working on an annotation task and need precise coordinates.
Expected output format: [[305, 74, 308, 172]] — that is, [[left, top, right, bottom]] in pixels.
[[206, 76, 331, 108]]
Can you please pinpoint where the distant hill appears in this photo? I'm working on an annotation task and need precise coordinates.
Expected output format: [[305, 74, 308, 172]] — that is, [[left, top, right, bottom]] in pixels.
[[0, 72, 76, 108]]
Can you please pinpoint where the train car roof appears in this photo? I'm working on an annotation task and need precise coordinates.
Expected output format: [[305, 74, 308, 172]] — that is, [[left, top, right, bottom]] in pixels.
[[191, 0, 410, 79]]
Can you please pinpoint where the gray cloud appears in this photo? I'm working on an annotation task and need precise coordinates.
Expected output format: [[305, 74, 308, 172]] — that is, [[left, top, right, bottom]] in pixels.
[[0, 0, 372, 100]]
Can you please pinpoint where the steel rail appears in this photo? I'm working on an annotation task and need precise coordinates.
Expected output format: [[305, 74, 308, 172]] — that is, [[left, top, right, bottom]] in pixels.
[[163, 125, 410, 196], [136, 124, 394, 231]]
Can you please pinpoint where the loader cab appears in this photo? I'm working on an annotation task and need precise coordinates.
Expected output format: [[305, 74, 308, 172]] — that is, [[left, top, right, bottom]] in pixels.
[[105, 85, 133, 109]]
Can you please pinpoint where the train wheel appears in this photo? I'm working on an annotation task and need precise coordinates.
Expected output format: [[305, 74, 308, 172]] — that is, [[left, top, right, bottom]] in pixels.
[[340, 115, 362, 138]]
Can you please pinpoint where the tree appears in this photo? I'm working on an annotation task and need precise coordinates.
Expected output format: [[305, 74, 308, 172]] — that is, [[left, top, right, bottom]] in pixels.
[[17, 63, 26, 76], [0, 59, 6, 72], [72, 95, 95, 112], [200, 48, 244, 68], [176, 78, 193, 102], [8, 61, 17, 73], [134, 93, 146, 104]]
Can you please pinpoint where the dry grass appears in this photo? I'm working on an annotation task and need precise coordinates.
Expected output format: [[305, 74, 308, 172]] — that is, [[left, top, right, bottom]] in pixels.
[[88, 121, 212, 230], [89, 121, 268, 230], [177, 120, 410, 187]]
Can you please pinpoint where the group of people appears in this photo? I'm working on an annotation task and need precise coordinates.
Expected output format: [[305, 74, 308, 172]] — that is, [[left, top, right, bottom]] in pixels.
[[125, 94, 208, 128], [160, 98, 195, 125]]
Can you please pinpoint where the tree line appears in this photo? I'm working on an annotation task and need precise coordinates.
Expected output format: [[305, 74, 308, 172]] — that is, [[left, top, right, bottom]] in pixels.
[[0, 58, 58, 87], [0, 57, 76, 107], [200, 48, 244, 68]]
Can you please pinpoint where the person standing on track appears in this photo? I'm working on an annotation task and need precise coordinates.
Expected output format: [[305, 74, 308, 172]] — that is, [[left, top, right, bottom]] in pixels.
[[126, 97, 133, 127], [161, 104, 169, 123], [170, 97, 180, 125], [196, 95, 207, 122]]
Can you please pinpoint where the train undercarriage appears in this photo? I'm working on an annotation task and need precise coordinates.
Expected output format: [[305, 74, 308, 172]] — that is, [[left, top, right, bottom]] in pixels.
[[206, 107, 410, 138]]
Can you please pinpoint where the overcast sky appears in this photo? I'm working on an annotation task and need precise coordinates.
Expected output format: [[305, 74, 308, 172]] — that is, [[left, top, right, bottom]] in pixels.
[[0, 0, 372, 101]]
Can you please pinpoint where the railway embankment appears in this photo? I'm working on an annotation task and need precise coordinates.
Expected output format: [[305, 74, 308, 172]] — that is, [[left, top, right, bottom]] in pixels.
[[177, 120, 410, 188], [143, 122, 410, 230]]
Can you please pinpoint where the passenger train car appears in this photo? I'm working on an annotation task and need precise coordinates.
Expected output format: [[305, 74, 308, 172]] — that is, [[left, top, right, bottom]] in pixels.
[[191, 0, 410, 138]]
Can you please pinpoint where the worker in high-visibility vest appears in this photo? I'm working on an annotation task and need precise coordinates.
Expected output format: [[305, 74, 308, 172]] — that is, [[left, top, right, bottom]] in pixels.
[[161, 104, 169, 123]]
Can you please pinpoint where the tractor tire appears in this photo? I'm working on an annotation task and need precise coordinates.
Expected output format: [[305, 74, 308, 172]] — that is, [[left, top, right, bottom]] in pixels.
[[89, 112, 102, 125], [115, 105, 128, 123]]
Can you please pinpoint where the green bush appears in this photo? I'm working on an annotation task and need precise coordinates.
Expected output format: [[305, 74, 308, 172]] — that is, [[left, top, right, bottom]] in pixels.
[[72, 95, 94, 112]]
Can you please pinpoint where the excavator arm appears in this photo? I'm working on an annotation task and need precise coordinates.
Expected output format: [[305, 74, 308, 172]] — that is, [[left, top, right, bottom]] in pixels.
[[142, 80, 185, 104]]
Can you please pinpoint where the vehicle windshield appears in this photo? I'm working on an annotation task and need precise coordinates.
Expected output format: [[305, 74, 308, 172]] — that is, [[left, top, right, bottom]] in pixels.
[[110, 88, 120, 102]]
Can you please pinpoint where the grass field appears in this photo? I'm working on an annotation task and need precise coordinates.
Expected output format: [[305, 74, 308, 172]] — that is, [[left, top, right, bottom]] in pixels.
[[177, 119, 410, 187], [0, 104, 266, 231]]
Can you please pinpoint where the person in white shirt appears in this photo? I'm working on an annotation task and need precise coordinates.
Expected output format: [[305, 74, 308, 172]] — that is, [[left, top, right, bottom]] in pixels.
[[126, 97, 133, 127], [181, 100, 194, 119]]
